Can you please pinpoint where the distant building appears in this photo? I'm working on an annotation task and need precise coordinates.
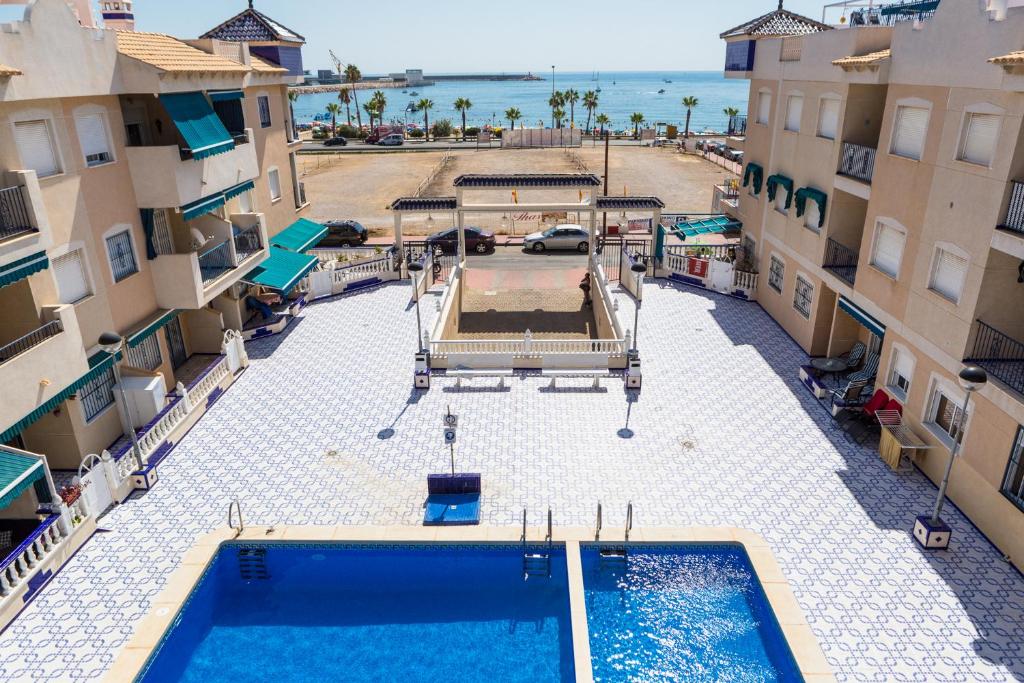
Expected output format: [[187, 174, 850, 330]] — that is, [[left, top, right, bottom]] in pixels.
[[99, 0, 134, 30], [388, 69, 428, 87], [201, 1, 306, 79]]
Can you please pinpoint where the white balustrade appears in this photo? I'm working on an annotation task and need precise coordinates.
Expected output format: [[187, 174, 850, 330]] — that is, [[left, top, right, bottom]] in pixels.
[[330, 256, 392, 285], [734, 269, 758, 291], [430, 337, 625, 357], [0, 515, 67, 598]]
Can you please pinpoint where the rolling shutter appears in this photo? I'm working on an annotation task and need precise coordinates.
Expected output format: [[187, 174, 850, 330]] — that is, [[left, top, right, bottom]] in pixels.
[[75, 114, 110, 165], [757, 92, 771, 124], [785, 95, 803, 132], [818, 98, 840, 139], [960, 113, 998, 166], [871, 224, 905, 277], [930, 248, 967, 301], [14, 120, 59, 178], [891, 106, 928, 160], [52, 250, 91, 304]]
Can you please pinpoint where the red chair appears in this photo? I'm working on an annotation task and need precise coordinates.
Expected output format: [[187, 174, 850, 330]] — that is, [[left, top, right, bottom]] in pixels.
[[862, 389, 890, 420]]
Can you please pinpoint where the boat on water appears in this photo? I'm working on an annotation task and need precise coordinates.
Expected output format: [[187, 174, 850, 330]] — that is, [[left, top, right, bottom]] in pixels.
[[664, 78, 672, 83], [658, 89, 666, 94], [409, 91, 419, 96]]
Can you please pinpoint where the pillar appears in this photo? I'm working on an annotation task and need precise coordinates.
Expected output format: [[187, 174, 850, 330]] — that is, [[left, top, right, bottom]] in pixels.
[[457, 209, 466, 267], [393, 213, 404, 253], [589, 209, 598, 260]]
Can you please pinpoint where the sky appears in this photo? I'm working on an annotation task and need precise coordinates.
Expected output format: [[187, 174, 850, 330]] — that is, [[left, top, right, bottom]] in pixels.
[[2, 0, 835, 74]]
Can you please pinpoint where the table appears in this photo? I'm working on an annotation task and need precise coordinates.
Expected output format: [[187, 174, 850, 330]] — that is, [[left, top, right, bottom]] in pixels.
[[811, 357, 849, 386]]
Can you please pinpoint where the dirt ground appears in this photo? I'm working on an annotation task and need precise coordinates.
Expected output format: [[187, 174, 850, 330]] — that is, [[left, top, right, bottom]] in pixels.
[[300, 146, 736, 237]]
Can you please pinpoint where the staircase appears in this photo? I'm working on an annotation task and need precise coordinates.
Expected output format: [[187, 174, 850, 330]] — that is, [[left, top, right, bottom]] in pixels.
[[522, 508, 553, 580], [237, 546, 269, 580], [598, 501, 632, 565]]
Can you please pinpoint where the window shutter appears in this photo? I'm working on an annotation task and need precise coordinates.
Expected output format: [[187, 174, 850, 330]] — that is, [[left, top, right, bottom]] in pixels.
[[785, 96, 803, 132], [52, 250, 91, 304], [757, 93, 771, 124], [871, 224, 904, 276], [893, 349, 913, 380], [152, 208, 173, 255], [269, 169, 281, 199], [891, 106, 928, 160], [76, 114, 110, 163], [960, 113, 998, 166], [818, 98, 840, 139], [804, 201, 820, 230], [14, 120, 59, 178], [931, 248, 967, 301]]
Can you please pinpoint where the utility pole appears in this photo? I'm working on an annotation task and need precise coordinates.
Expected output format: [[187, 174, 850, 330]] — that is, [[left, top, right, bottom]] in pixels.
[[551, 65, 555, 129]]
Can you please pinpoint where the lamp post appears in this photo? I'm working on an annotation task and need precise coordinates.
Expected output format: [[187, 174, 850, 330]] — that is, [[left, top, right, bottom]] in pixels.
[[914, 364, 987, 549], [629, 261, 646, 354], [551, 65, 555, 128], [98, 331, 144, 472], [408, 260, 425, 352]]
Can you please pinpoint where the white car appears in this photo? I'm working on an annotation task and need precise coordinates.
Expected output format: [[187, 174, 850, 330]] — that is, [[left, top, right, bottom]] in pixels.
[[523, 224, 590, 253], [379, 133, 404, 146]]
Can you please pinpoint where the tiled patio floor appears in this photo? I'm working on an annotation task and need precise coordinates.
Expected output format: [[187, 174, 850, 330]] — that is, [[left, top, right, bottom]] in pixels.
[[1, 280, 1022, 681]]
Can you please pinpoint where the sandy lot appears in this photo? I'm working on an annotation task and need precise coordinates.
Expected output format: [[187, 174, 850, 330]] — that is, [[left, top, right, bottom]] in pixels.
[[300, 146, 735, 236]]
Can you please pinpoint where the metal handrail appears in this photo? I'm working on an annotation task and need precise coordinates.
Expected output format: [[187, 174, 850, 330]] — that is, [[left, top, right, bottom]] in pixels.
[[0, 185, 34, 240], [595, 501, 602, 541], [232, 224, 262, 262], [0, 320, 63, 364], [228, 499, 243, 535], [520, 508, 527, 547], [966, 320, 1024, 396], [198, 241, 234, 284], [823, 237, 859, 286], [625, 501, 633, 543], [838, 142, 876, 183], [999, 180, 1024, 234]]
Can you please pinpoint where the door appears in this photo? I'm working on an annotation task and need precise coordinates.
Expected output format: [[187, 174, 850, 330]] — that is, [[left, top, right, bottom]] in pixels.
[[165, 317, 188, 370], [78, 454, 113, 518]]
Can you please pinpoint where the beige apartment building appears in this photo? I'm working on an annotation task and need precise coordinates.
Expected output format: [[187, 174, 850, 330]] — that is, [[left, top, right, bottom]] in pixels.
[[722, 1, 1024, 567]]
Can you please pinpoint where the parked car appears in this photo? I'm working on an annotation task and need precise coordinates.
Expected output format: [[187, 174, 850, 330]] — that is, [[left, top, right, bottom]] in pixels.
[[322, 136, 347, 147], [379, 133, 404, 146], [426, 227, 495, 254], [523, 225, 590, 253], [320, 220, 368, 247]]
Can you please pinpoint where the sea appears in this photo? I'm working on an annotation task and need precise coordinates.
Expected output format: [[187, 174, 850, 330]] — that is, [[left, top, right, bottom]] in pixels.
[[292, 71, 747, 134]]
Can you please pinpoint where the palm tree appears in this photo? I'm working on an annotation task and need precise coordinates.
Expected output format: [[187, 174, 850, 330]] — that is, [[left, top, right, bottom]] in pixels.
[[325, 102, 341, 135], [723, 106, 740, 135], [564, 89, 580, 128], [505, 107, 522, 131], [630, 112, 645, 139], [583, 91, 599, 134], [417, 98, 434, 141], [553, 107, 566, 129], [682, 96, 699, 138], [454, 97, 473, 141], [548, 91, 564, 128], [344, 64, 362, 129], [339, 88, 352, 126], [596, 113, 610, 136], [363, 102, 378, 130], [370, 90, 387, 126]]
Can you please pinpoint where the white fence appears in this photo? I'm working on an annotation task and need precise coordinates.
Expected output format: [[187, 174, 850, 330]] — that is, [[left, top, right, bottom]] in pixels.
[[663, 246, 758, 300], [299, 253, 398, 301], [503, 128, 582, 148], [430, 337, 626, 357], [415, 148, 454, 197], [309, 247, 385, 265], [0, 514, 69, 596]]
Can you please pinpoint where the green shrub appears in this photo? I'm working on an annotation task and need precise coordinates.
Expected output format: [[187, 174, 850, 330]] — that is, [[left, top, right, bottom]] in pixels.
[[408, 128, 425, 138], [465, 127, 480, 137], [336, 124, 360, 138], [311, 129, 328, 139], [431, 119, 454, 137]]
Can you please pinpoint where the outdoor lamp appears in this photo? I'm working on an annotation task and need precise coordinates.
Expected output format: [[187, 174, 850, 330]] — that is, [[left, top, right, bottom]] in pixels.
[[501, 214, 509, 230], [99, 331, 145, 471], [407, 261, 425, 352], [630, 261, 647, 353], [426, 215, 435, 230]]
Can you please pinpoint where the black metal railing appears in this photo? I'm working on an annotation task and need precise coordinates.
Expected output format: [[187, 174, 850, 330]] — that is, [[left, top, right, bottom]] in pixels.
[[999, 181, 1024, 235], [197, 241, 234, 284], [297, 181, 307, 208], [727, 114, 747, 137], [232, 225, 262, 262], [0, 185, 34, 241], [823, 237, 859, 286], [877, 0, 939, 25], [838, 142, 876, 183], [0, 320, 63, 364], [966, 320, 1024, 396]]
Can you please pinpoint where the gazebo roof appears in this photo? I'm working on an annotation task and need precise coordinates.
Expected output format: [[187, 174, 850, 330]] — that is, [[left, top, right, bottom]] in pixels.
[[389, 197, 458, 212], [453, 174, 601, 188], [595, 196, 665, 210], [201, 2, 305, 44], [720, 3, 830, 39]]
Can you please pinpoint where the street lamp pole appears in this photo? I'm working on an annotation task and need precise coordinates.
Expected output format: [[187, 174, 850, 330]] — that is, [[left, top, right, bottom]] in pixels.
[[551, 65, 555, 128], [408, 260, 425, 352], [630, 262, 646, 353], [98, 332, 144, 472]]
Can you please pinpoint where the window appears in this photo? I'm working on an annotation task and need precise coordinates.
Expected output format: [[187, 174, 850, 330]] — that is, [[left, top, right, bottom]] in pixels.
[[105, 229, 139, 282], [928, 386, 966, 444], [804, 200, 820, 231], [268, 168, 282, 201], [784, 95, 803, 132], [124, 335, 161, 371], [756, 92, 771, 125], [775, 189, 788, 215], [75, 113, 113, 167], [52, 249, 92, 304], [793, 275, 813, 318], [890, 105, 929, 160], [957, 112, 999, 167], [152, 209, 173, 255], [768, 255, 784, 293], [78, 365, 114, 421], [887, 347, 914, 398], [1002, 427, 1024, 511], [870, 221, 906, 278], [257, 96, 272, 128], [817, 97, 840, 140], [213, 99, 245, 136], [14, 120, 60, 178], [929, 246, 968, 303]]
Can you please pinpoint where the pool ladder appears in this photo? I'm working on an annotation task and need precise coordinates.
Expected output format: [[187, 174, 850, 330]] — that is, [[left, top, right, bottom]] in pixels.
[[237, 546, 270, 580], [598, 501, 632, 564], [522, 508, 552, 580]]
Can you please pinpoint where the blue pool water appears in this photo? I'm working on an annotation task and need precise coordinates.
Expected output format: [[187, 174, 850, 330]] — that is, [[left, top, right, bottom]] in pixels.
[[140, 543, 575, 682], [583, 544, 802, 682]]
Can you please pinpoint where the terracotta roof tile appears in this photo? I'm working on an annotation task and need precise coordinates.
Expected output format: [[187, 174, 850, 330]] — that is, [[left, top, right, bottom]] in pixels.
[[250, 55, 287, 73], [832, 49, 891, 68], [988, 51, 1024, 66], [0, 64, 22, 77], [116, 31, 251, 74]]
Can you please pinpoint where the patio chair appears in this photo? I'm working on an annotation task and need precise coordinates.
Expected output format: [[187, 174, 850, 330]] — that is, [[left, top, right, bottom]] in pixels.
[[830, 378, 870, 418], [842, 387, 889, 441], [839, 341, 867, 369], [846, 353, 879, 382]]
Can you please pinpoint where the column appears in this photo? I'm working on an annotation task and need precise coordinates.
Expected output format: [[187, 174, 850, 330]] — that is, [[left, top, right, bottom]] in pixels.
[[457, 209, 466, 267]]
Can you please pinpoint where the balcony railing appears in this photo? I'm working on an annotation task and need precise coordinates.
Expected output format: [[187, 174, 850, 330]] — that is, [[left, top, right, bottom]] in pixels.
[[197, 241, 234, 284], [712, 185, 740, 214], [966, 321, 1024, 396], [296, 181, 307, 209], [999, 181, 1024, 235], [232, 225, 262, 262], [0, 185, 34, 241], [823, 237, 859, 286], [727, 114, 747, 137], [0, 320, 63, 364], [838, 143, 876, 183]]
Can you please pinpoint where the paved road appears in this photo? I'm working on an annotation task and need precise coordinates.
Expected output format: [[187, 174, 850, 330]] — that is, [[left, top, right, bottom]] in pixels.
[[299, 138, 666, 153], [466, 246, 587, 270]]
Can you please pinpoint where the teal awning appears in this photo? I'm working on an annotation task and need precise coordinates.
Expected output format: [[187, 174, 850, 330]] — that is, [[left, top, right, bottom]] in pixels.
[[269, 218, 328, 253], [742, 162, 763, 195], [838, 295, 886, 338], [223, 180, 255, 202], [673, 215, 741, 239], [180, 192, 227, 221], [0, 448, 45, 510], [158, 92, 235, 160], [209, 90, 245, 102], [0, 251, 49, 289], [766, 174, 794, 208], [126, 309, 179, 348], [243, 249, 318, 294], [795, 187, 828, 227], [880, 0, 939, 16]]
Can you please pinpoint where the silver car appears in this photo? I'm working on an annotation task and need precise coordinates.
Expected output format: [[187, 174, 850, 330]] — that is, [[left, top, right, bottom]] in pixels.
[[379, 133, 404, 146], [523, 224, 590, 253]]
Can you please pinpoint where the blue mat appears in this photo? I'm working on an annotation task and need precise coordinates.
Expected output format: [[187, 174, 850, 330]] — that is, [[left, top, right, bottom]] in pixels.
[[423, 493, 481, 525]]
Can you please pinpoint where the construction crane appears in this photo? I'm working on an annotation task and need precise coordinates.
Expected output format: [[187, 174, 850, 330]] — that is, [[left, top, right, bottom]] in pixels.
[[329, 49, 362, 129]]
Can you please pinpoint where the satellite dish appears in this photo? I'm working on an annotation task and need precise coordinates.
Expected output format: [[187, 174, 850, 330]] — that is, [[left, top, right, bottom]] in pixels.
[[190, 227, 209, 250]]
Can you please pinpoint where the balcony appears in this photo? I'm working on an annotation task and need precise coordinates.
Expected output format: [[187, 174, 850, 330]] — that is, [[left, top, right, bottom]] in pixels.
[[149, 214, 269, 310], [0, 171, 51, 269], [965, 320, 1024, 397], [0, 186, 33, 243], [835, 142, 876, 201], [712, 185, 740, 216], [125, 128, 259, 211], [727, 114, 747, 138], [998, 181, 1024, 235], [823, 237, 859, 286]]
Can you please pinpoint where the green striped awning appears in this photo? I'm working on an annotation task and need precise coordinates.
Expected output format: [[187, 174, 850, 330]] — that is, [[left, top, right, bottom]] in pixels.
[[159, 92, 235, 160], [243, 248, 318, 294], [180, 192, 227, 222], [0, 251, 49, 289], [0, 448, 45, 510], [209, 90, 245, 102], [223, 180, 255, 202], [795, 187, 828, 227], [742, 162, 763, 195], [838, 295, 886, 338], [126, 309, 179, 348], [766, 174, 794, 208], [269, 218, 328, 253]]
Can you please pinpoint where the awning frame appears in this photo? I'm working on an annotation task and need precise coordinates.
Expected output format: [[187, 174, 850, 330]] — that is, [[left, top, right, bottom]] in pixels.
[[838, 295, 886, 338]]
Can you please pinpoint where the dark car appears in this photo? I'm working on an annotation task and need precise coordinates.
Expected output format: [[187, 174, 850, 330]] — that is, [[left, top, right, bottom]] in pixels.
[[323, 136, 348, 147], [426, 227, 496, 254], [320, 220, 368, 247]]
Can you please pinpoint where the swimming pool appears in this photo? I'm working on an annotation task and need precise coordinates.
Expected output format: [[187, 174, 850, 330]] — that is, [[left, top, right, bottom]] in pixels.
[[582, 544, 803, 682], [138, 543, 575, 682]]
